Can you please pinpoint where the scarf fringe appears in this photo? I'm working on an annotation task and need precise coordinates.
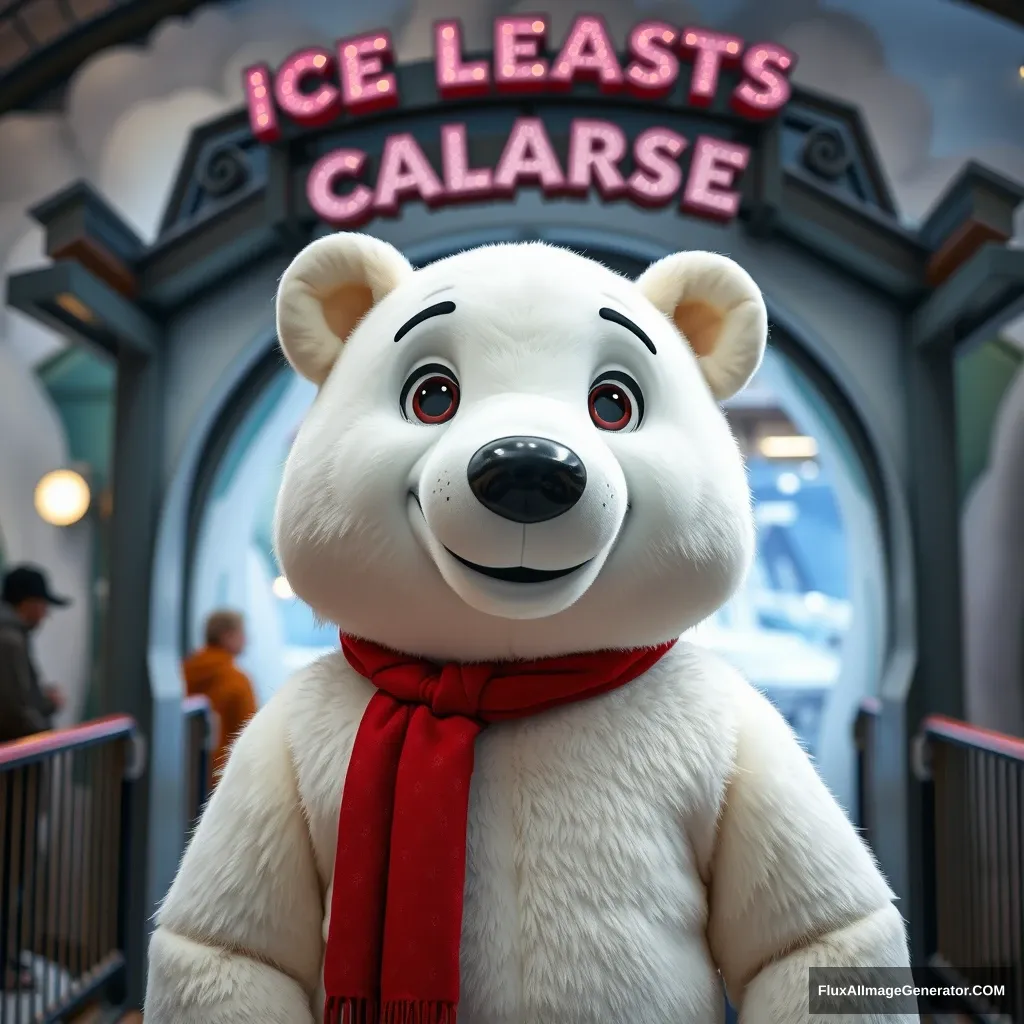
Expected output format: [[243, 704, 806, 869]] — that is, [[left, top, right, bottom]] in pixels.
[[324, 997, 456, 1024], [324, 997, 376, 1024]]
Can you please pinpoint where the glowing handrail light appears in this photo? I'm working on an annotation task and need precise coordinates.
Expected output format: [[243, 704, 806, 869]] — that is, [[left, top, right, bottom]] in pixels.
[[35, 469, 91, 526], [758, 434, 818, 459]]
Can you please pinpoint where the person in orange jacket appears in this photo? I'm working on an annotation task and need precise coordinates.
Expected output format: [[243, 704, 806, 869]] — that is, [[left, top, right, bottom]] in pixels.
[[182, 610, 258, 785]]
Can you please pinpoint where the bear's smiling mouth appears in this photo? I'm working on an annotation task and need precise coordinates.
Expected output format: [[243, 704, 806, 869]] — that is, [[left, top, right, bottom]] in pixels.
[[443, 548, 590, 584], [410, 491, 591, 584]]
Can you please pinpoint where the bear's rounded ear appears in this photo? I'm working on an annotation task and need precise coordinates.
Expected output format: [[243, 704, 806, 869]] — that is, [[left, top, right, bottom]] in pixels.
[[276, 232, 414, 385], [636, 251, 767, 401]]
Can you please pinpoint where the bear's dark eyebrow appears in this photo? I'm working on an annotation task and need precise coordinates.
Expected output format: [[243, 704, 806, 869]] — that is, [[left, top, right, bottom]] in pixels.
[[394, 300, 457, 343], [599, 307, 656, 355]]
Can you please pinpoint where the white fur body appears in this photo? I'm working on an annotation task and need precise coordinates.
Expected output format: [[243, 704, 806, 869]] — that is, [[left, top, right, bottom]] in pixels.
[[147, 644, 912, 1024], [146, 237, 915, 1022]]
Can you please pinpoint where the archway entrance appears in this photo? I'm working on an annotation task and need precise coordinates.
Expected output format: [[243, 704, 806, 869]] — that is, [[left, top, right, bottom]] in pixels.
[[183, 241, 888, 822], [190, 334, 884, 803], [9, 24, 1024, 1001]]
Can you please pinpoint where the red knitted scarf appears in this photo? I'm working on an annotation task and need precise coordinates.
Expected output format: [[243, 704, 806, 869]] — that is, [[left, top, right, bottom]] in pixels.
[[323, 633, 678, 1024]]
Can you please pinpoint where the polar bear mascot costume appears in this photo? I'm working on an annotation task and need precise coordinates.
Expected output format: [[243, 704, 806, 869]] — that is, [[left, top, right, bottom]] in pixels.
[[146, 235, 915, 1023]]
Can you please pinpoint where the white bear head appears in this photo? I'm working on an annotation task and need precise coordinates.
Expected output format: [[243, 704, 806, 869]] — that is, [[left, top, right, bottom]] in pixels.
[[273, 234, 766, 662]]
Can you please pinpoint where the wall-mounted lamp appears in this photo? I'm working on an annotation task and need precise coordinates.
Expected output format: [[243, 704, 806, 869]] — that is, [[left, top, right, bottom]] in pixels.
[[35, 468, 91, 526], [758, 434, 819, 459]]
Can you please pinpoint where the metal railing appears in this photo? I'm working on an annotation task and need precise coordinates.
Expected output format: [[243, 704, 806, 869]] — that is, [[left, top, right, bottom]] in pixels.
[[0, 714, 138, 1022], [182, 695, 213, 836], [919, 715, 1023, 1022]]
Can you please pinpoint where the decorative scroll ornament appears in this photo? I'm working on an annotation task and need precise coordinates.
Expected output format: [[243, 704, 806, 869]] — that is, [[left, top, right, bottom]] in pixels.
[[198, 144, 251, 198], [800, 125, 852, 182]]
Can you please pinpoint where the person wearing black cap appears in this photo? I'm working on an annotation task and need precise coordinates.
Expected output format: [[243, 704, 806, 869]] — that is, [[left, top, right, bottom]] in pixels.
[[0, 564, 69, 744], [0, 565, 70, 991]]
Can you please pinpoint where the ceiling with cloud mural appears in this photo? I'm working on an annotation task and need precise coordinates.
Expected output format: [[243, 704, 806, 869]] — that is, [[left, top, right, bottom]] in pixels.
[[1, 0, 1022, 367]]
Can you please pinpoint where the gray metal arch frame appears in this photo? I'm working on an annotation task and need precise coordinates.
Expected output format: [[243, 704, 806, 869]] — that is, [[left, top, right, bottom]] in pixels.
[[148, 202, 920, 947], [8, 66, 1024, 1005]]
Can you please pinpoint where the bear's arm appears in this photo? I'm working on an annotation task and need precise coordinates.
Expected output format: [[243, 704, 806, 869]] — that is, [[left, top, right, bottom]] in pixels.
[[706, 679, 917, 1024], [145, 691, 323, 1023]]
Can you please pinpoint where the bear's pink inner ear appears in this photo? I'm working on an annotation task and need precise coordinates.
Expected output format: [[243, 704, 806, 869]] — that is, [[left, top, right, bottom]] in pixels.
[[322, 282, 374, 342], [673, 299, 724, 359]]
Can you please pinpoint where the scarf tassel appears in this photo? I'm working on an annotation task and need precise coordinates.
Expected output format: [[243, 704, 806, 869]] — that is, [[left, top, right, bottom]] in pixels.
[[324, 997, 456, 1024]]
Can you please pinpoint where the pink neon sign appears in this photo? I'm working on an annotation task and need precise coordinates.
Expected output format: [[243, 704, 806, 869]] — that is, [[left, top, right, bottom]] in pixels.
[[244, 14, 797, 227], [305, 117, 753, 228]]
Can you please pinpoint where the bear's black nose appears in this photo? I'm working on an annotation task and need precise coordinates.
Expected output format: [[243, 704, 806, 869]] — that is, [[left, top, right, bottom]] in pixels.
[[467, 436, 587, 524]]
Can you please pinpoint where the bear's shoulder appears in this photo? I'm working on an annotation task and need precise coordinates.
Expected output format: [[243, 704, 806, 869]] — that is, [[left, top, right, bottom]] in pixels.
[[271, 648, 375, 754], [578, 640, 778, 812], [613, 637, 762, 743], [661, 638, 804, 745]]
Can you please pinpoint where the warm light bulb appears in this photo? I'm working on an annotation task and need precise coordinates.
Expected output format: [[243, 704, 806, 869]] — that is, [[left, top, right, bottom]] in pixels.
[[272, 575, 294, 599], [758, 435, 819, 459], [34, 469, 91, 526]]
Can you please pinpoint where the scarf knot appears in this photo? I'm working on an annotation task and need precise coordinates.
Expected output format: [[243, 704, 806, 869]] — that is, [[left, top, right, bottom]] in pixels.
[[413, 664, 494, 720], [324, 632, 678, 1024], [340, 639, 502, 721]]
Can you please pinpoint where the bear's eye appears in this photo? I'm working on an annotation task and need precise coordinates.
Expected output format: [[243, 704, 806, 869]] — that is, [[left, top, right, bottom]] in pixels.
[[589, 371, 643, 432], [401, 363, 460, 425]]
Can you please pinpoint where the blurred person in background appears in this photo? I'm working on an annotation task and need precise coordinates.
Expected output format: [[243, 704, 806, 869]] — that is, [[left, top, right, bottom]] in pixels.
[[0, 565, 69, 992], [182, 610, 257, 786], [0, 565, 68, 744]]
